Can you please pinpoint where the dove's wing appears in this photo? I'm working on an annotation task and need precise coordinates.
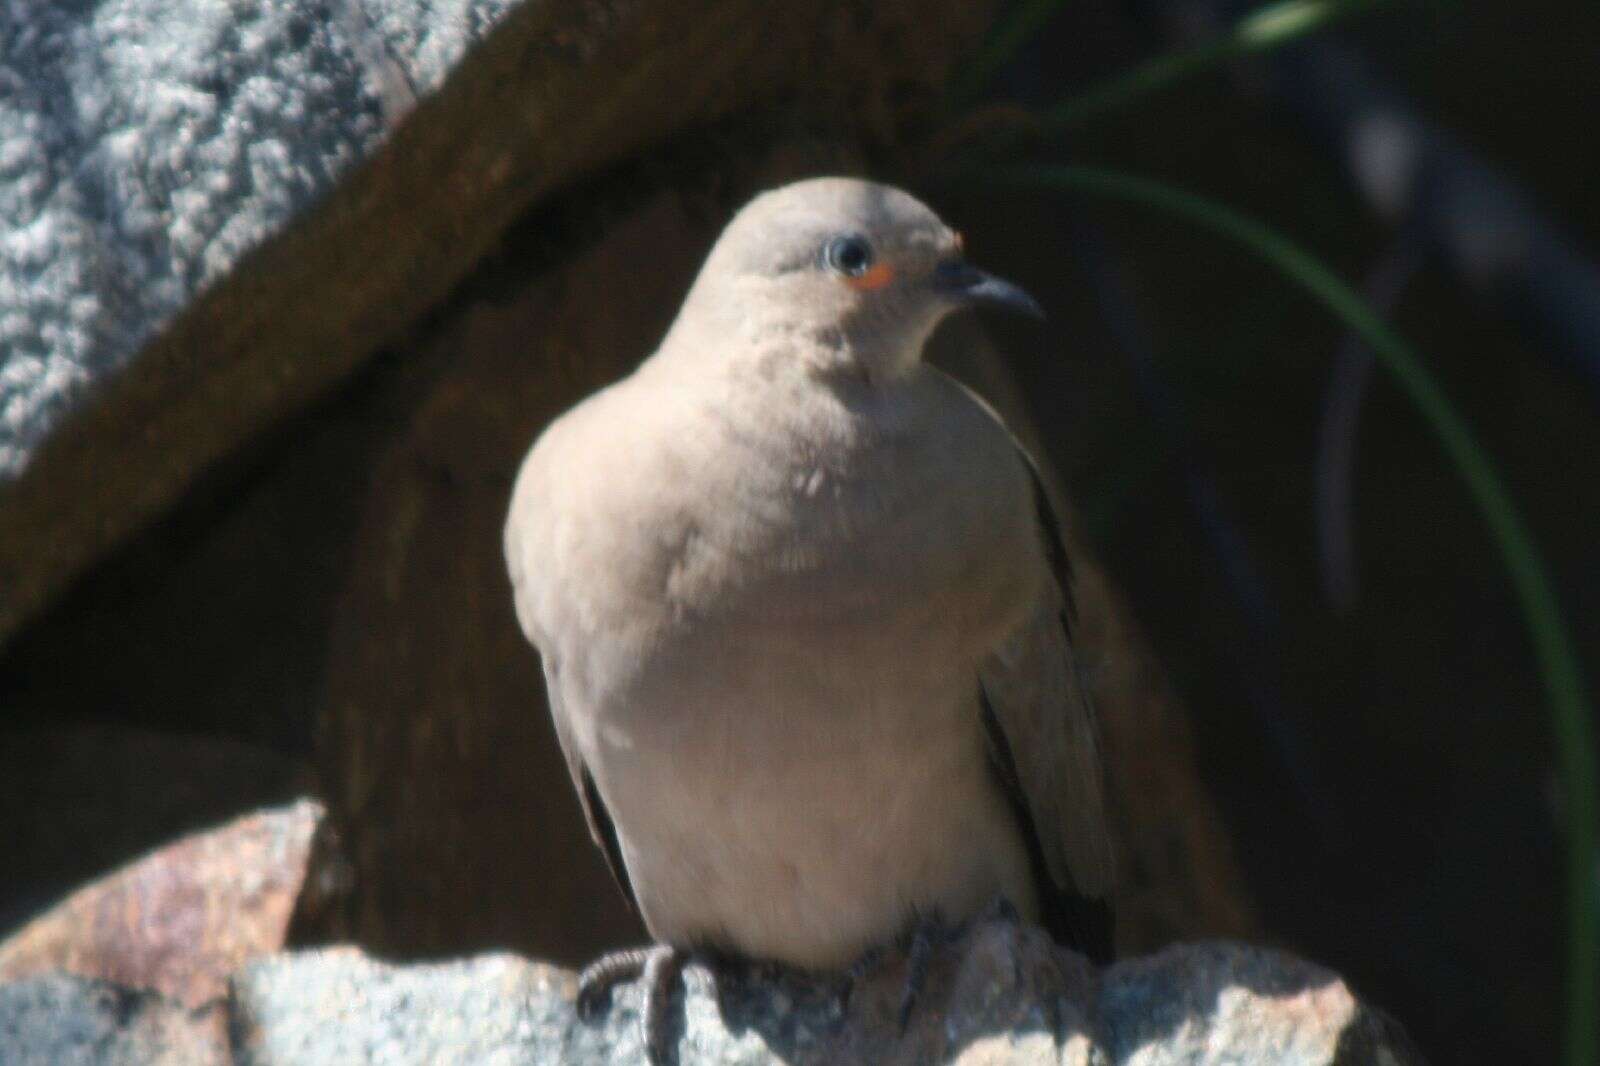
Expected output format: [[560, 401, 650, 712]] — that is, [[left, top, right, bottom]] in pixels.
[[975, 425, 1116, 962], [545, 675, 639, 912], [504, 440, 639, 915]]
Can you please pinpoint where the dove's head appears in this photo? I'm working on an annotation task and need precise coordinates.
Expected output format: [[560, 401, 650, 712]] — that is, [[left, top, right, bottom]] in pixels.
[[666, 177, 1041, 383]]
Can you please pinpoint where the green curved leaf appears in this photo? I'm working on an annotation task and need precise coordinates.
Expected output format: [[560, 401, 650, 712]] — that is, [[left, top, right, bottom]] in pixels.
[[972, 162, 1597, 1066]]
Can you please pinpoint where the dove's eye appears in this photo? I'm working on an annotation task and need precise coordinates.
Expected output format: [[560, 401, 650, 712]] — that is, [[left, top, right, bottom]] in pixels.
[[822, 235, 874, 278]]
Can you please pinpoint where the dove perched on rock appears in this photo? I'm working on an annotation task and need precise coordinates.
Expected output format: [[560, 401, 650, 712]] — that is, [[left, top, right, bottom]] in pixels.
[[504, 177, 1114, 1058]]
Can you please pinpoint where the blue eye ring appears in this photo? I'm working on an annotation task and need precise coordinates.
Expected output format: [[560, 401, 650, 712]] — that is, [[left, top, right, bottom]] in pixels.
[[822, 235, 874, 278]]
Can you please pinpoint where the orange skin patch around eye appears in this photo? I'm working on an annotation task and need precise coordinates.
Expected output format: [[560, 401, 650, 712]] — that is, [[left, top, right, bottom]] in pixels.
[[844, 261, 896, 291]]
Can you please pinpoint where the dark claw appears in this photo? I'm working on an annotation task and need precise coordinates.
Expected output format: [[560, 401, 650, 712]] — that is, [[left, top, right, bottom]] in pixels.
[[837, 943, 890, 1013], [980, 894, 1022, 927], [574, 944, 688, 1065], [640, 947, 687, 1065], [897, 914, 947, 1032], [576, 946, 654, 1020]]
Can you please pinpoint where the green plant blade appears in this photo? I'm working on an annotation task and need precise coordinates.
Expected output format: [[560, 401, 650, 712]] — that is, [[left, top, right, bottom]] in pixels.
[[973, 162, 1597, 1066], [948, 0, 1070, 107], [1035, 0, 1382, 136]]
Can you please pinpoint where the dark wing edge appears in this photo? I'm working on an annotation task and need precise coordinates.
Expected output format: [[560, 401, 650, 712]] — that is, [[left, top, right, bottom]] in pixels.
[[980, 682, 1114, 963], [978, 442, 1117, 964], [1019, 444, 1078, 635], [548, 676, 640, 915], [508, 488, 638, 916]]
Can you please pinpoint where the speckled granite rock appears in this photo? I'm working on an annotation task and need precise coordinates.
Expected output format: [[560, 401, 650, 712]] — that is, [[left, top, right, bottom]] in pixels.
[[0, 0, 537, 483], [0, 972, 228, 1066], [0, 916, 1423, 1064], [1, 0, 398, 477]]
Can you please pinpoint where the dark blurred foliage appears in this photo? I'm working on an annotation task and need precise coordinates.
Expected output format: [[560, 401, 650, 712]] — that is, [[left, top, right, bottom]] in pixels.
[[937, 1, 1598, 1061]]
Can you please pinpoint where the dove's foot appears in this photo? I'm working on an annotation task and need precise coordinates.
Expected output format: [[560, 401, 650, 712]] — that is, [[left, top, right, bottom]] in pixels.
[[979, 894, 1023, 926], [834, 941, 891, 1014], [896, 912, 952, 1031], [838, 897, 1029, 1022], [839, 907, 993, 1028], [575, 944, 688, 1065]]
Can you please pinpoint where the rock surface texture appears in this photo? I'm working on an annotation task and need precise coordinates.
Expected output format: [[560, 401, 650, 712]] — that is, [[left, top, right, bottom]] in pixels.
[[0, 918, 1421, 1065], [0, 803, 1420, 1062]]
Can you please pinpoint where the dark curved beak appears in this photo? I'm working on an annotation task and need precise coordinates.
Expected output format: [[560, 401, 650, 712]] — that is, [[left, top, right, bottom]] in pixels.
[[931, 260, 1045, 320]]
